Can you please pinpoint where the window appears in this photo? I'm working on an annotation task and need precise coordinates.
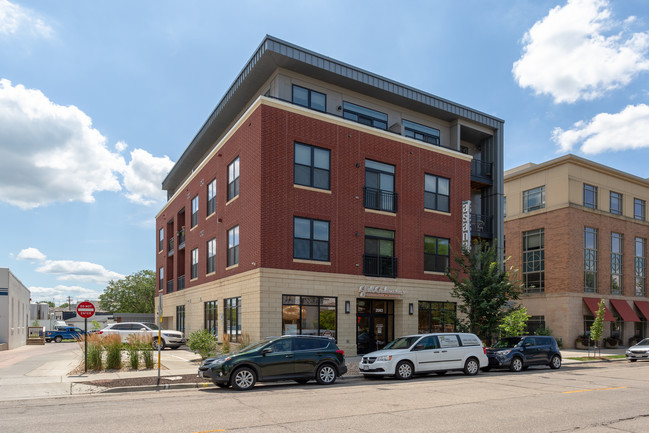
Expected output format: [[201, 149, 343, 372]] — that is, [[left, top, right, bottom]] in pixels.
[[158, 228, 164, 252], [365, 160, 397, 212], [523, 186, 545, 212], [523, 229, 545, 293], [610, 191, 622, 215], [424, 174, 450, 212], [636, 237, 646, 297], [191, 195, 199, 228], [342, 101, 387, 130], [207, 179, 216, 216], [611, 232, 623, 295], [282, 295, 337, 338], [584, 184, 598, 209], [635, 198, 646, 220], [292, 85, 326, 112], [584, 227, 598, 292], [224, 297, 241, 342], [191, 248, 199, 280], [207, 238, 216, 274], [227, 225, 239, 267], [364, 227, 396, 277], [159, 267, 164, 291], [294, 142, 330, 190], [424, 236, 449, 273], [525, 316, 546, 335], [293, 217, 329, 261], [403, 119, 440, 145], [176, 305, 185, 334], [418, 302, 456, 333], [204, 300, 218, 335], [227, 157, 240, 201]]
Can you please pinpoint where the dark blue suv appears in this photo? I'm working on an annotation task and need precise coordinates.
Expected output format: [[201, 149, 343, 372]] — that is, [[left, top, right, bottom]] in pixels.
[[484, 336, 562, 372]]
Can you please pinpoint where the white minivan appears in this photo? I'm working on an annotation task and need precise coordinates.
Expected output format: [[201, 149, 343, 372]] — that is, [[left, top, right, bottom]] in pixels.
[[359, 332, 488, 379]]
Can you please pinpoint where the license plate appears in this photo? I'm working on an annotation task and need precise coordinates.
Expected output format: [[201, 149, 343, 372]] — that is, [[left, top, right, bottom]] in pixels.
[[361, 365, 368, 370]]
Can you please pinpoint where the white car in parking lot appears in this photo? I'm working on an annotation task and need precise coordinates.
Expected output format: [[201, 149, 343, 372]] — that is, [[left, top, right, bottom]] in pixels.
[[359, 332, 488, 379], [99, 322, 186, 349]]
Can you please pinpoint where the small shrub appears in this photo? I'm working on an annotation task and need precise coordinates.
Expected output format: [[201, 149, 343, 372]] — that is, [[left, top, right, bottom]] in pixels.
[[188, 329, 218, 359], [103, 334, 123, 370], [534, 327, 553, 336]]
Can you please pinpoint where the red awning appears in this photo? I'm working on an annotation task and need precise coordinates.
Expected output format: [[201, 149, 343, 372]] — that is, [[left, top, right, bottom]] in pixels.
[[634, 300, 649, 320], [583, 297, 616, 321], [610, 299, 640, 322]]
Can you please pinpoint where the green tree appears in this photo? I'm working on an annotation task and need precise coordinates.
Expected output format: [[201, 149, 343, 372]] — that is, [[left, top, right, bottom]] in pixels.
[[447, 239, 523, 344], [498, 307, 530, 338], [99, 270, 155, 313], [590, 299, 606, 351], [59, 303, 70, 309]]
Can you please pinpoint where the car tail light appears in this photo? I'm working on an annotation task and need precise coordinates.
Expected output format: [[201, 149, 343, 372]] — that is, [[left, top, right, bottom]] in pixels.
[[98, 331, 103, 334], [336, 349, 345, 356], [483, 347, 487, 355]]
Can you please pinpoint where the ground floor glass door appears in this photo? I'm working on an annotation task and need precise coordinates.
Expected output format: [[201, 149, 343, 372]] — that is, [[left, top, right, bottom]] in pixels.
[[356, 299, 394, 355]]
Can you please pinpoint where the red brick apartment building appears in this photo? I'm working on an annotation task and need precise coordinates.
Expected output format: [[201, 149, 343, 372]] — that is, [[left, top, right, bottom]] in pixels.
[[505, 155, 649, 348], [156, 36, 504, 355]]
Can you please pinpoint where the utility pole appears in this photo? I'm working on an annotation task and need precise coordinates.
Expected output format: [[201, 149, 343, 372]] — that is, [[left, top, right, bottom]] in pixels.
[[68, 296, 72, 311]]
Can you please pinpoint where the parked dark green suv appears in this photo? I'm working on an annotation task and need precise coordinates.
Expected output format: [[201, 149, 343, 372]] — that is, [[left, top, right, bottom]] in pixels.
[[198, 335, 348, 390], [484, 336, 562, 372]]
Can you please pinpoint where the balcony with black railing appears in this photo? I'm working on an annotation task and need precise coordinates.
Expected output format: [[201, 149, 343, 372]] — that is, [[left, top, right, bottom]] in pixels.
[[363, 187, 398, 213], [167, 279, 174, 293], [178, 229, 186, 250], [363, 255, 398, 278], [177, 275, 185, 291], [168, 238, 174, 256], [470, 213, 493, 238], [471, 160, 493, 185]]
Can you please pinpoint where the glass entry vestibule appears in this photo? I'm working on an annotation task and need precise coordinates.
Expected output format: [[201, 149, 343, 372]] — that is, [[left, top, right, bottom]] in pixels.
[[356, 299, 394, 355]]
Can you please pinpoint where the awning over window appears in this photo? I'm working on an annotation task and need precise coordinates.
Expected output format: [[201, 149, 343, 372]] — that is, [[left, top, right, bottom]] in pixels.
[[634, 300, 649, 320], [610, 299, 640, 322], [583, 297, 615, 321]]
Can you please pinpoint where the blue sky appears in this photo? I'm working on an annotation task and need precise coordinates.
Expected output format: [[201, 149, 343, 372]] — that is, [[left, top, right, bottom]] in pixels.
[[2, 0, 649, 305]]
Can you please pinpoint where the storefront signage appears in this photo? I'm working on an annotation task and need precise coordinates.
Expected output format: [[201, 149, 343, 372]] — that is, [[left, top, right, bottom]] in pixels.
[[462, 200, 471, 250], [358, 285, 404, 298]]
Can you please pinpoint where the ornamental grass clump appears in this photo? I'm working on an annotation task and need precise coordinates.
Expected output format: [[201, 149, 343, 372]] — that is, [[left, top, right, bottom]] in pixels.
[[103, 334, 123, 370], [87, 334, 103, 371], [141, 336, 154, 368], [126, 334, 142, 370]]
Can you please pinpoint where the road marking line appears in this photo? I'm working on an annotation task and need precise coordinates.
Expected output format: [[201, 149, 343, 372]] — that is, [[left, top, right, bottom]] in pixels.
[[193, 430, 226, 433], [563, 386, 627, 394]]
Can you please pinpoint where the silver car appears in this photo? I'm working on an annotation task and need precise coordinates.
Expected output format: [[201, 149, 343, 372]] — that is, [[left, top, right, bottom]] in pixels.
[[99, 322, 186, 349], [626, 338, 649, 362]]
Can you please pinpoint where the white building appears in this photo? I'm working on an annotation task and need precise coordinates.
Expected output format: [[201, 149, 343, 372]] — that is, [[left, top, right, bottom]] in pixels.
[[0, 268, 31, 350]]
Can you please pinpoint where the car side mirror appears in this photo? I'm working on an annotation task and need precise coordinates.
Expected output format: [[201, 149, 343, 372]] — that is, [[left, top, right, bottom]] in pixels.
[[412, 344, 424, 351], [262, 347, 273, 355], [140, 328, 147, 332]]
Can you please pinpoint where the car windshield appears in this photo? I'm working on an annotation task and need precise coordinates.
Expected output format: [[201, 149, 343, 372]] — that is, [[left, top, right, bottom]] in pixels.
[[383, 336, 421, 350], [142, 323, 159, 330], [637, 338, 649, 346], [492, 337, 523, 348], [238, 340, 271, 353]]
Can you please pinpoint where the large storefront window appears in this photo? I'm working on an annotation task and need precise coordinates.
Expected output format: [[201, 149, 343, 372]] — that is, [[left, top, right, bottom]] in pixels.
[[282, 295, 337, 339], [418, 301, 456, 333], [176, 305, 185, 334], [525, 316, 546, 334], [224, 297, 241, 342], [204, 300, 218, 336]]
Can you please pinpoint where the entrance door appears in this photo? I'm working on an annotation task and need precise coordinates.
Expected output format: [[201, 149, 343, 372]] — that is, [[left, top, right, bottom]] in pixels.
[[356, 299, 394, 354]]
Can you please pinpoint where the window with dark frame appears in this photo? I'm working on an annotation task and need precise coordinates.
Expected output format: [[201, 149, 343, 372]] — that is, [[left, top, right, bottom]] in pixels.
[[227, 157, 240, 201], [224, 297, 241, 342], [523, 229, 545, 293], [207, 238, 216, 274], [584, 227, 598, 292], [292, 85, 326, 112], [424, 236, 449, 273], [610, 191, 622, 215], [227, 225, 239, 267], [523, 186, 545, 212], [635, 237, 646, 297], [204, 300, 218, 336], [364, 227, 396, 278], [403, 119, 440, 145], [281, 295, 337, 339], [158, 228, 164, 252], [635, 198, 646, 220], [364, 160, 397, 212], [191, 248, 198, 280], [424, 174, 450, 212], [176, 305, 185, 333], [611, 232, 623, 295], [342, 101, 387, 130], [294, 142, 330, 190], [293, 217, 329, 261], [418, 301, 456, 333], [191, 195, 199, 228], [159, 267, 164, 291], [584, 184, 598, 209], [207, 179, 216, 216], [525, 316, 546, 335]]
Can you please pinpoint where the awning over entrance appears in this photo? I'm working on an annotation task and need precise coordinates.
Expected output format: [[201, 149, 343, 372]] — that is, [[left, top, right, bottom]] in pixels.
[[610, 299, 640, 322], [583, 297, 615, 321], [634, 300, 649, 320]]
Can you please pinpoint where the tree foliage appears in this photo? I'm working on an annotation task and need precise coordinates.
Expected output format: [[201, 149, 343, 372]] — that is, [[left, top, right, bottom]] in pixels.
[[99, 270, 155, 313], [590, 299, 606, 345], [498, 307, 530, 338], [446, 239, 522, 344]]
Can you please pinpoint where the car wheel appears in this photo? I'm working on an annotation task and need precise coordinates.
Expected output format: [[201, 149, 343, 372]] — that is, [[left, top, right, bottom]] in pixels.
[[315, 364, 337, 385], [463, 357, 479, 376], [435, 371, 447, 376], [294, 379, 309, 384], [231, 367, 256, 391], [54, 336, 62, 343], [549, 355, 562, 369], [628, 358, 637, 363], [215, 383, 229, 388], [395, 361, 414, 380], [152, 339, 165, 350], [481, 367, 491, 372], [510, 357, 524, 372]]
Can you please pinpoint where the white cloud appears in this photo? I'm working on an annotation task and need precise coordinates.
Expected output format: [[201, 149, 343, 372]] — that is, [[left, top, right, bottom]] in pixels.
[[29, 285, 102, 306], [0, 79, 174, 209], [552, 104, 649, 153], [36, 259, 125, 285], [17, 247, 46, 261], [0, 0, 52, 38], [513, 0, 649, 103], [122, 148, 174, 205]]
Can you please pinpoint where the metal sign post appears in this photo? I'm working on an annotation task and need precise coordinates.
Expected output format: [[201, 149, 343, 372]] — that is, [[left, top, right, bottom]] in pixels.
[[157, 290, 162, 386], [76, 301, 95, 373]]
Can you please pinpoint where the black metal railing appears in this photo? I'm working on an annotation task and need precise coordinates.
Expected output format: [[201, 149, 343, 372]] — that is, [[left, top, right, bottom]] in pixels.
[[168, 238, 174, 256], [471, 160, 493, 183], [167, 279, 174, 293], [177, 275, 185, 291], [363, 255, 398, 278], [470, 213, 493, 238], [178, 230, 185, 250], [363, 187, 398, 213]]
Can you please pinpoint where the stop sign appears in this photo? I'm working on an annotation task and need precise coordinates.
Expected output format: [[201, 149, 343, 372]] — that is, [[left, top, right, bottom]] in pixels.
[[77, 301, 95, 319]]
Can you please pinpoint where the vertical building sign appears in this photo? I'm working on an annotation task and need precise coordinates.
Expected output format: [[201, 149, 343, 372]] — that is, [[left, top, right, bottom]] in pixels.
[[462, 200, 471, 250]]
